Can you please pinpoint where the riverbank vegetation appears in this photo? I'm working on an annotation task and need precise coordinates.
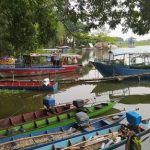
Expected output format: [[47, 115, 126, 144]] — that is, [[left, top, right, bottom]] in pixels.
[[119, 95, 150, 104]]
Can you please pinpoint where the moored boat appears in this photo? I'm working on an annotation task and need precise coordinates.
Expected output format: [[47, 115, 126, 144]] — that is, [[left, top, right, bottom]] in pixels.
[[0, 99, 89, 128], [91, 53, 150, 79], [0, 101, 116, 139], [0, 111, 126, 149], [24, 111, 150, 150], [0, 54, 82, 78], [0, 78, 58, 91]]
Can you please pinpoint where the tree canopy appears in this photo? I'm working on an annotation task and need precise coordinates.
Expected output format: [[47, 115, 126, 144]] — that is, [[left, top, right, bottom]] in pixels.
[[55, 0, 150, 35], [0, 0, 149, 55]]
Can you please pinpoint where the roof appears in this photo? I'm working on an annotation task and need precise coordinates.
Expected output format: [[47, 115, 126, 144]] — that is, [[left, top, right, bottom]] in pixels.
[[43, 48, 60, 51]]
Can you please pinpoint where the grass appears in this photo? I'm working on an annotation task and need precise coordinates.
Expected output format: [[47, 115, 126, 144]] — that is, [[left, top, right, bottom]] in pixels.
[[119, 95, 150, 104]]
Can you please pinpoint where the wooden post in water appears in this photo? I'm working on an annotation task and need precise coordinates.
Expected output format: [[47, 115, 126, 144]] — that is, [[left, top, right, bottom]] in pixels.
[[12, 71, 15, 82]]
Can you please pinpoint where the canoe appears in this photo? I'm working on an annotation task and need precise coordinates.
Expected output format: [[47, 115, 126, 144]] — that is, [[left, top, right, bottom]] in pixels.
[[0, 80, 58, 91], [0, 101, 116, 138], [0, 111, 126, 149], [0, 99, 89, 128], [24, 116, 150, 150]]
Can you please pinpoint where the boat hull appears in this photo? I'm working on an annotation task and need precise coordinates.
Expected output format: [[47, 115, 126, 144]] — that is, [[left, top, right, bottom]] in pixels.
[[91, 61, 150, 78], [0, 65, 82, 78], [0, 81, 58, 91], [25, 119, 150, 150], [0, 111, 125, 146], [0, 102, 116, 139]]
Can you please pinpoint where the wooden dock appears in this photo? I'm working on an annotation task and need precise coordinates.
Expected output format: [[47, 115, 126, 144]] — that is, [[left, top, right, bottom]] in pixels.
[[0, 72, 149, 85], [57, 72, 150, 84]]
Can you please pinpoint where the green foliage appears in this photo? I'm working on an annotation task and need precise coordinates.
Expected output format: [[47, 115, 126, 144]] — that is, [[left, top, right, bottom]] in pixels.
[[0, 0, 38, 55], [55, 0, 150, 35], [119, 95, 150, 104], [73, 32, 117, 46], [0, 0, 58, 56]]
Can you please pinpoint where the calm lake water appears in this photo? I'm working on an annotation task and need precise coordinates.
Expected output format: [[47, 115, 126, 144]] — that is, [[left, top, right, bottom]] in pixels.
[[0, 45, 150, 149]]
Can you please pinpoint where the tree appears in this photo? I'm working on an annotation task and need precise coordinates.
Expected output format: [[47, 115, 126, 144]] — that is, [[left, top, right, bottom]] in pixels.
[[0, 0, 38, 55], [54, 0, 150, 35], [0, 0, 58, 55]]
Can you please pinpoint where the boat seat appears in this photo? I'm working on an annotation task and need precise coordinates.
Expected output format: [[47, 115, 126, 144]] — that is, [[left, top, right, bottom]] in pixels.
[[35, 110, 47, 118], [55, 106, 64, 113], [101, 103, 108, 106], [94, 104, 103, 109], [10, 115, 25, 125], [58, 113, 68, 121], [23, 113, 35, 122], [101, 119, 111, 125], [48, 108, 56, 114], [47, 116, 57, 124], [22, 122, 36, 131], [35, 119, 48, 128], [0, 118, 11, 128], [112, 115, 120, 120]]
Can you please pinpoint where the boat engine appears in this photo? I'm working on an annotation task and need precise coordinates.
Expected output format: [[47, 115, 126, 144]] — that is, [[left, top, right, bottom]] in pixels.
[[43, 78, 50, 86], [43, 95, 55, 109], [75, 112, 89, 127], [126, 111, 142, 132], [73, 99, 84, 108], [73, 99, 88, 112]]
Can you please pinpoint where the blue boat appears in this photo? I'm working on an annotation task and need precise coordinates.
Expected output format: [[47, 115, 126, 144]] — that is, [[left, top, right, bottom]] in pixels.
[[24, 112, 150, 150], [91, 53, 150, 79], [0, 111, 126, 149]]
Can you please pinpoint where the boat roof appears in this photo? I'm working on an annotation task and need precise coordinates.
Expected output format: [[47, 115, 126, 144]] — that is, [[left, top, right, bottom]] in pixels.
[[43, 48, 60, 51], [61, 53, 82, 58], [112, 46, 150, 55]]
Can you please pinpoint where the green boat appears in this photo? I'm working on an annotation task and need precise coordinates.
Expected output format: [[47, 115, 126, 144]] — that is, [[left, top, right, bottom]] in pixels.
[[0, 101, 116, 138]]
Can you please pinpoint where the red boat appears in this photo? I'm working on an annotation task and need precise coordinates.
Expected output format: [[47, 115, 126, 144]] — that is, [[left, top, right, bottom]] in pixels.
[[0, 54, 82, 78], [0, 78, 58, 91]]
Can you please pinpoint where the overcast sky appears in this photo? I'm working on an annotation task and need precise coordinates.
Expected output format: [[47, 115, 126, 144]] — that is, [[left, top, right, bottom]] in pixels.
[[108, 24, 150, 41]]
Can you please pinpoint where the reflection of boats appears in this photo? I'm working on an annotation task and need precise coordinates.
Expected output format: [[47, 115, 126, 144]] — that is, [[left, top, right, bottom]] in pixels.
[[25, 112, 150, 150], [0, 111, 126, 147], [0, 54, 82, 78], [92, 82, 150, 93], [91, 53, 150, 79], [0, 101, 116, 138], [0, 78, 58, 91]]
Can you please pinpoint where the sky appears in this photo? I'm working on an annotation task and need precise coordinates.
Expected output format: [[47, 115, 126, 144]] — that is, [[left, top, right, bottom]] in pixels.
[[108, 24, 150, 41]]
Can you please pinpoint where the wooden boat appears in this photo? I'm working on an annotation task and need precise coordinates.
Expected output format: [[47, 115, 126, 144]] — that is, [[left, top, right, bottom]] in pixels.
[[0, 111, 126, 149], [24, 116, 150, 150], [0, 99, 90, 128], [91, 53, 150, 79], [0, 80, 58, 91], [0, 54, 82, 78], [0, 101, 116, 138]]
